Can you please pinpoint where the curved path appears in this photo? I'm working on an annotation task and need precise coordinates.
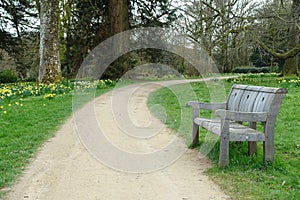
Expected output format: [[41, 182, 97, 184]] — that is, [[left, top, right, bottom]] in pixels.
[[6, 78, 231, 200]]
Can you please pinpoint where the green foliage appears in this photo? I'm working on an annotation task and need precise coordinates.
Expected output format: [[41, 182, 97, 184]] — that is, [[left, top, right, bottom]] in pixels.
[[131, 0, 177, 27], [249, 48, 285, 71], [231, 66, 270, 74], [148, 75, 300, 200], [0, 0, 39, 78], [0, 70, 18, 83], [60, 0, 177, 79]]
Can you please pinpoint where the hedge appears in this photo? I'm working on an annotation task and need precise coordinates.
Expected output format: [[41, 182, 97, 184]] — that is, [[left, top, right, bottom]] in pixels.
[[232, 67, 270, 74], [0, 69, 18, 83]]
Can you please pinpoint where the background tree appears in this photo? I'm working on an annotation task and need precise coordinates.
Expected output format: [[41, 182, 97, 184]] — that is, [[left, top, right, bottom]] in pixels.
[[0, 0, 39, 78], [181, 0, 257, 73], [126, 0, 178, 77], [58, 0, 177, 79], [1, 0, 178, 80], [59, 0, 107, 78], [250, 0, 300, 75], [3, 0, 298, 80]]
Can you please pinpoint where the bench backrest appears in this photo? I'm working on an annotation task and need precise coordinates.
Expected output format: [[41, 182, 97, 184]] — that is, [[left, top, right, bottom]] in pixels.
[[227, 84, 287, 115]]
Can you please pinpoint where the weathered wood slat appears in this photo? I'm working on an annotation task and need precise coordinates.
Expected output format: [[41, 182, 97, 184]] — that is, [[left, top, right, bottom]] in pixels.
[[253, 93, 275, 112], [227, 88, 245, 111], [232, 84, 287, 94], [238, 90, 259, 112], [215, 109, 268, 122], [194, 118, 265, 141], [187, 101, 227, 110]]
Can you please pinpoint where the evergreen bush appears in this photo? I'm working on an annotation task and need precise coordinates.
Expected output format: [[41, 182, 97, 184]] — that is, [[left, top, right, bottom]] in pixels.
[[232, 67, 270, 74], [0, 69, 18, 83]]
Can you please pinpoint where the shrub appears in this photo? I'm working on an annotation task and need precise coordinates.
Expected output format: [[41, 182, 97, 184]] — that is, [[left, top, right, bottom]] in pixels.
[[232, 67, 270, 74], [24, 76, 38, 82], [0, 70, 18, 83], [260, 67, 271, 73]]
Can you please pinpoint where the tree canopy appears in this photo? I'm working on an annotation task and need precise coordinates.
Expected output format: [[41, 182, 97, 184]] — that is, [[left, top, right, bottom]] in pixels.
[[0, 0, 299, 82]]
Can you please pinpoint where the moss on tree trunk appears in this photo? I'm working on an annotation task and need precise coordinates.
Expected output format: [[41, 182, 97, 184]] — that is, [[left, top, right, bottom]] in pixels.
[[39, 0, 62, 84]]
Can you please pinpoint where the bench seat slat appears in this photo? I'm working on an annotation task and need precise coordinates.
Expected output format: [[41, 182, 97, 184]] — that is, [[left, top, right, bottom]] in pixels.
[[194, 118, 265, 141]]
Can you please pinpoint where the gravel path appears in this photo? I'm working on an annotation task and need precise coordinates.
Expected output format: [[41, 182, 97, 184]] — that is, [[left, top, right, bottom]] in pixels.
[[6, 78, 231, 200]]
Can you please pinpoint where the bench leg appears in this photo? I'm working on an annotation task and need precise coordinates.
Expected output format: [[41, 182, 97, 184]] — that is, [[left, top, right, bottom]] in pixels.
[[192, 123, 199, 146], [219, 136, 229, 167], [191, 107, 199, 146], [263, 123, 275, 164], [263, 140, 274, 163], [248, 142, 257, 155], [248, 122, 257, 155]]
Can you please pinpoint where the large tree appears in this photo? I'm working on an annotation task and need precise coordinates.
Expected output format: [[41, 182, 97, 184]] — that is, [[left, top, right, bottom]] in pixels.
[[283, 0, 300, 75], [39, 0, 62, 83], [59, 0, 176, 79], [251, 0, 300, 76]]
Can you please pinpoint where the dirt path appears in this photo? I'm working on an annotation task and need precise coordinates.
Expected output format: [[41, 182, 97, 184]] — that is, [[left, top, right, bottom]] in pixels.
[[6, 79, 230, 200]]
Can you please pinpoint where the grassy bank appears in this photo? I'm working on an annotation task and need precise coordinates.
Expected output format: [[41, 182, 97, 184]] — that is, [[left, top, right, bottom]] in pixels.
[[148, 74, 300, 200]]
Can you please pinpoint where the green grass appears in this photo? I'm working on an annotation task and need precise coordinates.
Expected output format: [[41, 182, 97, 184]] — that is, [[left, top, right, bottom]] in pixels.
[[148, 74, 300, 200], [0, 77, 168, 198], [0, 83, 115, 198]]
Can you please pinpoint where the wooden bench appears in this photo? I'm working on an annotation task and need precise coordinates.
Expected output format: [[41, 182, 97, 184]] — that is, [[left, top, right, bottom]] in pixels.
[[188, 84, 288, 167]]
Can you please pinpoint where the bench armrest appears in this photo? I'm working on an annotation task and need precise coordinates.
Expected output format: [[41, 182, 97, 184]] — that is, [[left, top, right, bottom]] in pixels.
[[215, 109, 268, 122], [187, 101, 227, 110]]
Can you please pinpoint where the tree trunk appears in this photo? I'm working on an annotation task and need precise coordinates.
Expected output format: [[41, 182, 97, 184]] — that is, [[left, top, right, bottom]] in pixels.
[[104, 0, 130, 78], [39, 0, 62, 84], [107, 0, 130, 54], [281, 0, 300, 76], [107, 0, 129, 36]]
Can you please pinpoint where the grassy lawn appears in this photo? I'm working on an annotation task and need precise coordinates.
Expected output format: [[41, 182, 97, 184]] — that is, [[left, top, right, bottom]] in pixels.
[[0, 80, 118, 198], [148, 74, 300, 200], [0, 75, 299, 199]]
